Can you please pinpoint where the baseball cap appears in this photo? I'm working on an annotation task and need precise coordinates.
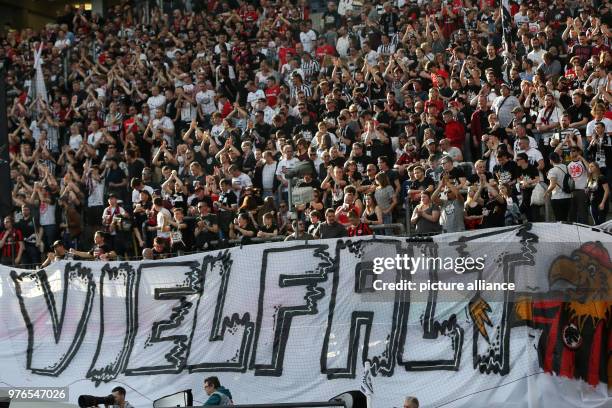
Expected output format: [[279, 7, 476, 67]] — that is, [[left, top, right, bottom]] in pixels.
[[52, 240, 64, 248]]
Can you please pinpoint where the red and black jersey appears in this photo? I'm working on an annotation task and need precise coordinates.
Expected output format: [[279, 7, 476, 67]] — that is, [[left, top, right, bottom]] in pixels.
[[0, 228, 23, 259], [529, 301, 611, 387], [347, 223, 372, 237]]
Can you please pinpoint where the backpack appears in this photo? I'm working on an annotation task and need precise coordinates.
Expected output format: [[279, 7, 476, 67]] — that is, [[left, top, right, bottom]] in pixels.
[[559, 166, 575, 194], [212, 391, 233, 406]]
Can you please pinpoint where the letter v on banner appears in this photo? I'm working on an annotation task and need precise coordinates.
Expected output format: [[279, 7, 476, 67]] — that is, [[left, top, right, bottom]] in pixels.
[[10, 263, 96, 376]]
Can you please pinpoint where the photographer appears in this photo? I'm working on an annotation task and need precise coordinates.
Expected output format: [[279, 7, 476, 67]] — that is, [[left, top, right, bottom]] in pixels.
[[110, 386, 131, 408], [79, 386, 132, 408]]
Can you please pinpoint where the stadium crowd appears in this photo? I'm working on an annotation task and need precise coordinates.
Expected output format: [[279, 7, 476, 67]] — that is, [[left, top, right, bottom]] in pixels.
[[1, 0, 612, 267]]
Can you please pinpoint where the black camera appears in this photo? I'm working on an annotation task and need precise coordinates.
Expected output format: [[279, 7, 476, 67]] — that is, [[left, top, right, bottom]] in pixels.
[[78, 394, 116, 407]]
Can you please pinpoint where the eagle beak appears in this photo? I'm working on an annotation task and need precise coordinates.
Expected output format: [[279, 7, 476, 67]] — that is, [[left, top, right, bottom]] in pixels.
[[549, 257, 580, 286], [549, 256, 583, 299]]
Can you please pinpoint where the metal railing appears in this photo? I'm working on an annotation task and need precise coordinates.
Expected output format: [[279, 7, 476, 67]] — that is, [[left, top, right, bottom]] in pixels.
[[370, 223, 405, 235], [179, 403, 345, 408], [0, 223, 414, 268]]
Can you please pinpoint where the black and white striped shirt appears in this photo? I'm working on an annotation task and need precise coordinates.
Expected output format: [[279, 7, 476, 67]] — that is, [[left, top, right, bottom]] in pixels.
[[377, 43, 396, 58], [301, 59, 320, 81], [291, 84, 313, 99], [390, 33, 400, 46]]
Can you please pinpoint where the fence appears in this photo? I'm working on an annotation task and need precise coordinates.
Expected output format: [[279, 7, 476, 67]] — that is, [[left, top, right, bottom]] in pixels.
[[179, 403, 345, 408], [2, 223, 420, 269]]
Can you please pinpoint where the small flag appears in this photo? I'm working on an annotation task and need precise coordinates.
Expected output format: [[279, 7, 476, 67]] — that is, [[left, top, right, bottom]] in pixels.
[[500, 2, 513, 51], [33, 43, 48, 104], [500, 2, 514, 82]]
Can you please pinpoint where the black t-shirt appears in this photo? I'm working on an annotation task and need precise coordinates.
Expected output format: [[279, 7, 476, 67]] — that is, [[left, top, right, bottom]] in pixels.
[[374, 110, 392, 128], [338, 125, 356, 155], [195, 153, 219, 175], [321, 110, 339, 129], [293, 123, 317, 142], [169, 192, 188, 211], [198, 213, 218, 229], [172, 219, 194, 252], [410, 176, 435, 192], [370, 82, 387, 100], [367, 139, 394, 163], [361, 177, 377, 189], [566, 103, 592, 127], [558, 92, 572, 111], [236, 222, 258, 238], [218, 190, 238, 209], [152, 248, 171, 259], [127, 159, 145, 183], [258, 224, 277, 234], [493, 160, 519, 186], [467, 171, 493, 185], [509, 116, 534, 136], [587, 135, 612, 169], [587, 175, 609, 205], [185, 174, 206, 192], [89, 243, 112, 260], [407, 176, 435, 202], [106, 167, 126, 186], [481, 56, 504, 76], [165, 98, 178, 122], [296, 179, 319, 189], [330, 156, 346, 168], [352, 154, 373, 175], [385, 169, 400, 189], [445, 167, 466, 186], [16, 217, 36, 243], [327, 177, 349, 208], [519, 164, 539, 190], [254, 122, 273, 141], [482, 199, 507, 228]]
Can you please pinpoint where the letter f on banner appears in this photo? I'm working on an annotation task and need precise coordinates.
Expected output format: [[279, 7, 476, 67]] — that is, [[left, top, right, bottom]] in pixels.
[[250, 245, 334, 376], [10, 263, 96, 376]]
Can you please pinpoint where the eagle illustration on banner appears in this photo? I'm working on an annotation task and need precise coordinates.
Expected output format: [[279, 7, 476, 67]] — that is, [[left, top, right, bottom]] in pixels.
[[470, 241, 612, 388]]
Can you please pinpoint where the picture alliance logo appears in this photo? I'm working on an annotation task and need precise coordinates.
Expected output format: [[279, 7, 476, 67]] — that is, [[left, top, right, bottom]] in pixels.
[[372, 255, 487, 275]]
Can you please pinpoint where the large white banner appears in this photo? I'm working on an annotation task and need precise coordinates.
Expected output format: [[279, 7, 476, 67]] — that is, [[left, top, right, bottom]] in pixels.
[[0, 223, 610, 407]]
